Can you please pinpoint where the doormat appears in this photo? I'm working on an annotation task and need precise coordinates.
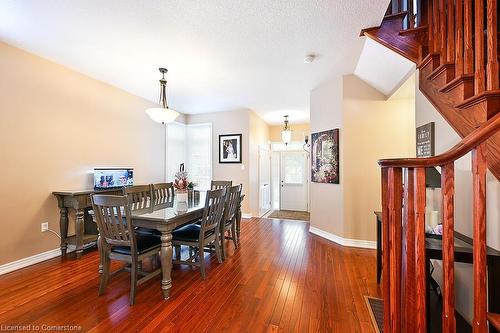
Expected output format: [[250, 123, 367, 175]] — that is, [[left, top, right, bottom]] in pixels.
[[267, 210, 310, 221]]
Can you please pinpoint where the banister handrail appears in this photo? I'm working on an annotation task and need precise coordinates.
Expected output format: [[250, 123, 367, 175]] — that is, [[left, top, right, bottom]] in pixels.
[[379, 112, 500, 168]]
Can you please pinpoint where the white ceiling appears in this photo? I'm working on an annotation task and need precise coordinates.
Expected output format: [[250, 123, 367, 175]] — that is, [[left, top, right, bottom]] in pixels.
[[354, 38, 415, 98], [0, 0, 388, 124]]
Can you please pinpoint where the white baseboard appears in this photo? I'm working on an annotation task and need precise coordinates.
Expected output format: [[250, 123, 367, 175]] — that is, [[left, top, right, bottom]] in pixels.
[[0, 248, 61, 275], [241, 213, 253, 219], [309, 226, 376, 250]]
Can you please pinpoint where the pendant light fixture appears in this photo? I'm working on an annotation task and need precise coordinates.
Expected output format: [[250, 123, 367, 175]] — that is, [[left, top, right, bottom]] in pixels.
[[145, 68, 179, 124], [281, 115, 292, 145]]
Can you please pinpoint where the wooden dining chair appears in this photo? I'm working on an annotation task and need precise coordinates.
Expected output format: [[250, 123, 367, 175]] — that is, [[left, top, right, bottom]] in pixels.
[[123, 184, 153, 209], [210, 180, 232, 190], [91, 194, 162, 305], [171, 189, 226, 279], [123, 185, 158, 235], [152, 182, 174, 201], [220, 185, 242, 260]]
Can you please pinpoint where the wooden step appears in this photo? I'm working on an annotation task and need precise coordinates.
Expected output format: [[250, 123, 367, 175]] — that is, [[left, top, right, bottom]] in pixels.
[[439, 74, 475, 101], [360, 11, 421, 63], [488, 313, 500, 330], [427, 62, 455, 85]]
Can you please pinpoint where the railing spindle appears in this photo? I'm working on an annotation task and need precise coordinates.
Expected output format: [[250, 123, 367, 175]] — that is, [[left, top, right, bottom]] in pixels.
[[472, 143, 487, 332], [414, 168, 427, 332], [428, 0, 435, 53], [447, 0, 456, 63], [440, 0, 447, 61], [464, 0, 474, 74], [403, 168, 416, 332], [434, 0, 441, 55], [381, 167, 392, 333], [474, 0, 486, 93], [486, 0, 499, 90], [456, 0, 464, 76], [389, 167, 403, 333], [441, 162, 456, 332]]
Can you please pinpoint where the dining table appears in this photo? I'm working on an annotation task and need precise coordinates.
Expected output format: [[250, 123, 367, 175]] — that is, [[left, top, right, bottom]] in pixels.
[[121, 192, 207, 300]]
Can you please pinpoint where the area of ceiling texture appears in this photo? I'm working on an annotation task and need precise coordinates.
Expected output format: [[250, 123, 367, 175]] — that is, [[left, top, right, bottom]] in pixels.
[[0, 0, 387, 124]]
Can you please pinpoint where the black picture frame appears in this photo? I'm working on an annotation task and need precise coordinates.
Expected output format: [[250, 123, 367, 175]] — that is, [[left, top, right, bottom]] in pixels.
[[219, 134, 242, 163]]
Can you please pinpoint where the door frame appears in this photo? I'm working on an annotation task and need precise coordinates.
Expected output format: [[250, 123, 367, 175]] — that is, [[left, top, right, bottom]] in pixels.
[[258, 144, 272, 217]]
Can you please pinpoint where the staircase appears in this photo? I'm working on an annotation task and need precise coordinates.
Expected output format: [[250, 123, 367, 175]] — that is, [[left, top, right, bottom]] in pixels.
[[361, 0, 500, 180], [361, 0, 500, 332]]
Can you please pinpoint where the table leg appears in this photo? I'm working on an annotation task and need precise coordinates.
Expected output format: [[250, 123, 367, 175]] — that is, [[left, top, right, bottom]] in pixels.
[[160, 231, 173, 300], [59, 207, 69, 257], [75, 208, 85, 259]]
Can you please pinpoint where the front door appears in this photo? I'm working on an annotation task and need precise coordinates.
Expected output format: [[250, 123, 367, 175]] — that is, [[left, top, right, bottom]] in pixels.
[[280, 151, 308, 211]]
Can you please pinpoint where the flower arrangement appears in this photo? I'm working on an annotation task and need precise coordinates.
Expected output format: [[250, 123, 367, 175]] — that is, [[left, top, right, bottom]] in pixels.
[[174, 170, 189, 191], [173, 163, 195, 192]]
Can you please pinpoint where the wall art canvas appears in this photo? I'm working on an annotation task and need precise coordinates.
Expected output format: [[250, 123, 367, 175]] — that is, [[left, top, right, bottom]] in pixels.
[[311, 129, 340, 184], [219, 134, 242, 163]]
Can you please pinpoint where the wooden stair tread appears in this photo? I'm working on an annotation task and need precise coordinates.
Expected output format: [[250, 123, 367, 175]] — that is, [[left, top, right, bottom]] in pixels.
[[488, 313, 500, 330], [362, 28, 420, 63]]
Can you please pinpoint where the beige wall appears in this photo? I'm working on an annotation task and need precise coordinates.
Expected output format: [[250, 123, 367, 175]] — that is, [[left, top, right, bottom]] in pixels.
[[186, 110, 270, 216], [342, 75, 415, 241], [310, 78, 345, 237], [0, 42, 166, 265], [415, 70, 500, 323], [309, 74, 415, 242], [249, 112, 270, 216], [269, 123, 310, 143]]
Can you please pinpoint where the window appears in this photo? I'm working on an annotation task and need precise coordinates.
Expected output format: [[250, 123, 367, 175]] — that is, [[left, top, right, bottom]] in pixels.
[[166, 122, 186, 182], [186, 123, 212, 190], [166, 122, 212, 190]]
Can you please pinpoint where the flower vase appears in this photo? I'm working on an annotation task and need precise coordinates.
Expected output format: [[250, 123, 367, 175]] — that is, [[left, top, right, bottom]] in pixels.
[[177, 189, 188, 203]]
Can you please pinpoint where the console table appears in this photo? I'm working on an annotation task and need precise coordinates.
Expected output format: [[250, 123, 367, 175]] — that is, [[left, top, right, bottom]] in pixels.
[[53, 189, 122, 258]]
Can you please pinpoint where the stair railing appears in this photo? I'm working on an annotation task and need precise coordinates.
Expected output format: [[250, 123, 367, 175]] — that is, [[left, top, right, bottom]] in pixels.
[[379, 112, 500, 333], [387, 0, 499, 93]]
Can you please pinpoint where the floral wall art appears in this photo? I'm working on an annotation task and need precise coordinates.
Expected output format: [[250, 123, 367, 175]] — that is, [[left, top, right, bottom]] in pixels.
[[311, 129, 339, 184]]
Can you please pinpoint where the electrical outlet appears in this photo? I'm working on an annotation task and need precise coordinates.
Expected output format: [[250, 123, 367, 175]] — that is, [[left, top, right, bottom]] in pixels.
[[41, 222, 49, 232]]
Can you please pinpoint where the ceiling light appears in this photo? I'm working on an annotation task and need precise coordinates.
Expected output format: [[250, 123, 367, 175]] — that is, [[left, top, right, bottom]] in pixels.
[[304, 55, 315, 63], [145, 68, 179, 124], [281, 115, 292, 145]]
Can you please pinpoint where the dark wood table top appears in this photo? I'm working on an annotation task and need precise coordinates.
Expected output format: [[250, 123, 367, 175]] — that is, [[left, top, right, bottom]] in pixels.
[[374, 211, 500, 258]]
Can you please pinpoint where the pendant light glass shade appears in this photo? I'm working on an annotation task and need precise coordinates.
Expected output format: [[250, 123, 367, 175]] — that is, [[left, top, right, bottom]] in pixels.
[[145, 107, 180, 124], [281, 115, 292, 145], [281, 129, 292, 145], [146, 68, 179, 124]]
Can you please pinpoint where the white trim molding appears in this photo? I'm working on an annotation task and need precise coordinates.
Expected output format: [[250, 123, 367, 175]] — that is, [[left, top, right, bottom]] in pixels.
[[241, 213, 253, 219], [0, 248, 61, 275], [309, 226, 376, 250]]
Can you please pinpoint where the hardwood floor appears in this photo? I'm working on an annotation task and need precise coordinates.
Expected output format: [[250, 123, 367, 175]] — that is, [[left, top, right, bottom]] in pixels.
[[0, 218, 381, 332]]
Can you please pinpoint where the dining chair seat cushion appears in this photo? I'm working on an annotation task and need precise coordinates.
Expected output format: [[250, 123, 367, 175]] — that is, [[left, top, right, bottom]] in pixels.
[[111, 232, 161, 255], [135, 227, 161, 236], [172, 224, 214, 242]]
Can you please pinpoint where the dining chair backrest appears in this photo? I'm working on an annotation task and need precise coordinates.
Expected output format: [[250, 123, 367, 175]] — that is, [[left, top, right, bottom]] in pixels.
[[152, 182, 174, 201], [200, 188, 227, 239], [123, 185, 153, 209], [223, 185, 242, 223], [91, 194, 136, 251], [211, 180, 232, 190]]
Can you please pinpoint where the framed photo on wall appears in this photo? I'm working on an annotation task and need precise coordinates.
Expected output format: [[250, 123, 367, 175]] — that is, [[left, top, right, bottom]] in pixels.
[[219, 134, 242, 163], [311, 129, 340, 184]]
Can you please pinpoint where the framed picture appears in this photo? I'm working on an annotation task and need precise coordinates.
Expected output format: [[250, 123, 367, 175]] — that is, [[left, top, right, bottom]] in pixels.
[[416, 122, 435, 157], [311, 129, 340, 184], [219, 134, 242, 163]]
